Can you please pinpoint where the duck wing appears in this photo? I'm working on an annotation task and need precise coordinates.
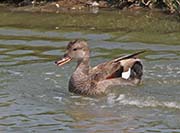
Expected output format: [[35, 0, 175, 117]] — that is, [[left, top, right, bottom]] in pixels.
[[90, 51, 145, 81]]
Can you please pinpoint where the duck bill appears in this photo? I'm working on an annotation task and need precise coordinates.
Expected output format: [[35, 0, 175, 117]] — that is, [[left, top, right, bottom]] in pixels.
[[55, 55, 72, 66]]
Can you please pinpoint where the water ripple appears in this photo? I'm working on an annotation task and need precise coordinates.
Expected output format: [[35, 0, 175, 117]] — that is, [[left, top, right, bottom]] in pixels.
[[105, 94, 180, 110], [0, 24, 180, 132]]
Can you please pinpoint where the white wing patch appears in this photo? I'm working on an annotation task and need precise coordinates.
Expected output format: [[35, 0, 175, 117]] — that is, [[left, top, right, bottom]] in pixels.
[[122, 68, 131, 79]]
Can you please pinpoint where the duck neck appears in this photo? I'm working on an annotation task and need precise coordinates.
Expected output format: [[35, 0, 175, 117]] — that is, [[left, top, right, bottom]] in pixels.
[[76, 57, 90, 75], [69, 57, 91, 95]]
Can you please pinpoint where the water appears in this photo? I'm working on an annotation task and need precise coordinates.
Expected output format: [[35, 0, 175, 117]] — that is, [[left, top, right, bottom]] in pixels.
[[0, 8, 180, 132]]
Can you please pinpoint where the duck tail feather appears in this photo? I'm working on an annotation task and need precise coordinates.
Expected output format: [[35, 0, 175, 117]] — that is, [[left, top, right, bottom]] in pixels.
[[114, 51, 145, 62]]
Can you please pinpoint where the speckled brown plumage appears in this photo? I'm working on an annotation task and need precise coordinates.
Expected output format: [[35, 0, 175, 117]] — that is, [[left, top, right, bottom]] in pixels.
[[55, 40, 145, 96]]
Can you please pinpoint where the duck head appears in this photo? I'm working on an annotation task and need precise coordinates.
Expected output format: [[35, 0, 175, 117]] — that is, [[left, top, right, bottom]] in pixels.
[[55, 40, 90, 66]]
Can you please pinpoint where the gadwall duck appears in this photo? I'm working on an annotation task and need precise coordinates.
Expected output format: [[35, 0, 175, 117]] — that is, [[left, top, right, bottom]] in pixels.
[[55, 40, 145, 96]]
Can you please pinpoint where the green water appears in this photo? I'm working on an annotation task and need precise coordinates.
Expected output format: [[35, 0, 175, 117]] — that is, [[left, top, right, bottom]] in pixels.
[[0, 8, 180, 132]]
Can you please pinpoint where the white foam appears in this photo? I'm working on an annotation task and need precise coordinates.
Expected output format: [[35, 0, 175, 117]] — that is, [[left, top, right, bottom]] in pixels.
[[44, 72, 55, 75], [53, 96, 63, 101], [107, 93, 116, 105], [7, 70, 23, 76], [163, 102, 180, 109], [113, 94, 180, 109], [44, 78, 58, 84], [37, 95, 46, 98], [70, 95, 82, 98]]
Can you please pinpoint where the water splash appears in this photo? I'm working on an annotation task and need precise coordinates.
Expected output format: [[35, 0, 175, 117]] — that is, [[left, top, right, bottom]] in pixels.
[[106, 94, 180, 110]]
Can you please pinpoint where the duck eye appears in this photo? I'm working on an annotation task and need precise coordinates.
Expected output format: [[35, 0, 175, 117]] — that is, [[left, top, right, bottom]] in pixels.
[[73, 48, 77, 51]]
